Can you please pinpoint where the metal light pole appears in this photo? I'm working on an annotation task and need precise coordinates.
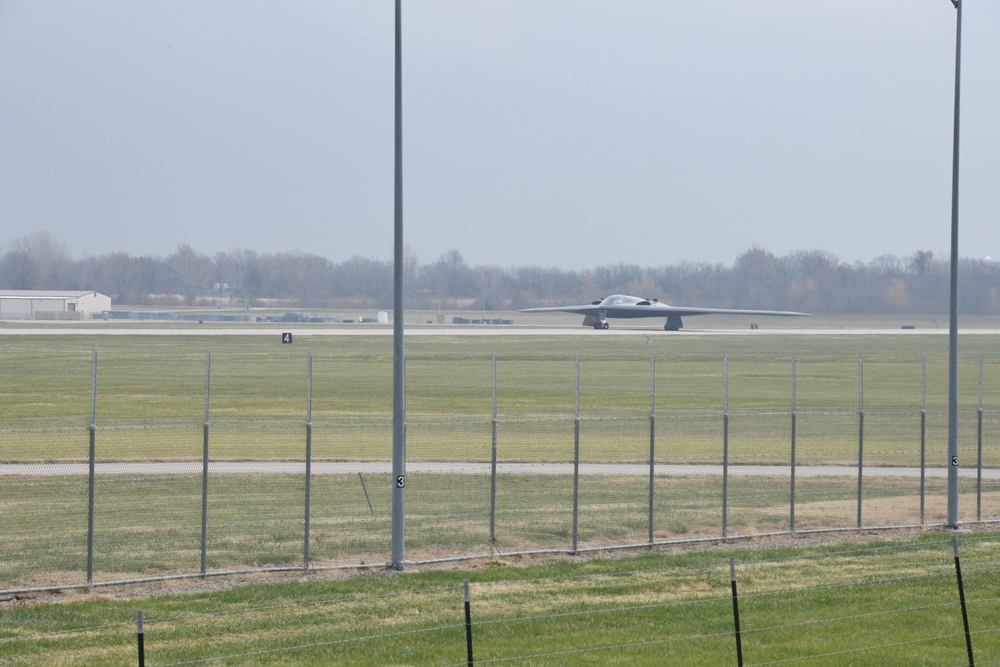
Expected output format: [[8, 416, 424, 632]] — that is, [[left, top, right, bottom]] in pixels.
[[391, 0, 407, 568], [946, 0, 962, 529]]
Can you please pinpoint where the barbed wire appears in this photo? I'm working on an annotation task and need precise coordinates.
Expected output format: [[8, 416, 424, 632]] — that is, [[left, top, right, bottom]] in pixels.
[[744, 628, 996, 666], [470, 595, 730, 628], [6, 545, 999, 665], [736, 569, 957, 601], [740, 599, 961, 634], [0, 620, 133, 645], [440, 629, 736, 667], [143, 583, 464, 626], [152, 623, 467, 667]]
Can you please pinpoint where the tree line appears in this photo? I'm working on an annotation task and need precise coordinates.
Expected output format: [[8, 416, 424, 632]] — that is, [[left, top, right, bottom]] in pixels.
[[2, 232, 999, 315]]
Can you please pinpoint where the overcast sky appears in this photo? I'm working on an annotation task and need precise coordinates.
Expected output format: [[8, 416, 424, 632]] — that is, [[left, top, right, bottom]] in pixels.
[[1, 1, 997, 270]]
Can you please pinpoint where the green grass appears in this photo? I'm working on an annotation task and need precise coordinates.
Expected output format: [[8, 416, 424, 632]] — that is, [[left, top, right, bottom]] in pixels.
[[1, 331, 998, 415], [4, 467, 998, 591], [2, 331, 999, 458], [3, 331, 1000, 593], [2, 530, 999, 666]]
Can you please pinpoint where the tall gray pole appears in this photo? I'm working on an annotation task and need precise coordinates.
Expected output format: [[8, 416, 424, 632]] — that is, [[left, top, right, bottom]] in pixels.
[[790, 354, 797, 533], [572, 355, 580, 554], [857, 355, 865, 529], [390, 0, 407, 568], [201, 351, 210, 577], [946, 0, 962, 529], [921, 355, 927, 525], [722, 355, 729, 539], [87, 348, 97, 584], [304, 353, 313, 570], [490, 354, 498, 547], [648, 351, 655, 546]]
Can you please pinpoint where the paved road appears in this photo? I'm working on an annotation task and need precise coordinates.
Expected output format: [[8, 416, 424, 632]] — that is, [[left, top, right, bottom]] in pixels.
[[4, 325, 1000, 337], [2, 461, 995, 479]]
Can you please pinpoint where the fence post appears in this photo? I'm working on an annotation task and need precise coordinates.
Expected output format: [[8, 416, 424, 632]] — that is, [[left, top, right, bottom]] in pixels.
[[857, 354, 864, 529], [136, 609, 145, 667], [490, 354, 498, 549], [572, 354, 580, 555], [87, 348, 97, 585], [921, 355, 927, 525], [304, 353, 313, 570], [977, 356, 983, 522], [722, 355, 729, 539], [952, 535, 975, 666], [201, 351, 210, 578], [730, 557, 744, 667], [649, 350, 656, 546], [463, 579, 474, 666], [790, 354, 797, 533]]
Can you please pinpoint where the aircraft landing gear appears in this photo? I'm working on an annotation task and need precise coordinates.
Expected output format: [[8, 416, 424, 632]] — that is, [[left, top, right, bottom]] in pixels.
[[665, 316, 683, 331], [593, 321, 609, 330]]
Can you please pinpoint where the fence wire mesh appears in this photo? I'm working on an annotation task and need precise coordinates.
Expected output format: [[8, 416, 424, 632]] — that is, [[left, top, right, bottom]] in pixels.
[[2, 345, 999, 592]]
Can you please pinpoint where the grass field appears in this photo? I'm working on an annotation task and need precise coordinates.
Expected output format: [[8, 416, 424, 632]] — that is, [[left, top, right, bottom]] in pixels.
[[2, 329, 998, 441], [2, 326, 1000, 664], [6, 466, 987, 591], [3, 329, 1000, 593], [2, 529, 999, 666]]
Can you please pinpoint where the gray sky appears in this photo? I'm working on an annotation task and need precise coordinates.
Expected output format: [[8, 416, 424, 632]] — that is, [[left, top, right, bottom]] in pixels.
[[1, 1, 998, 270]]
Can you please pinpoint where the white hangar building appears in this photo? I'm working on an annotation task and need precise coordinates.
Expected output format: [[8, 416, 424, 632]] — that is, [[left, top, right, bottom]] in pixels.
[[0, 290, 112, 320]]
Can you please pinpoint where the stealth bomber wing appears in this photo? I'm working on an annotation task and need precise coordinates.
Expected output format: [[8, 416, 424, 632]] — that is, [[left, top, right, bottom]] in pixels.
[[519, 294, 809, 330]]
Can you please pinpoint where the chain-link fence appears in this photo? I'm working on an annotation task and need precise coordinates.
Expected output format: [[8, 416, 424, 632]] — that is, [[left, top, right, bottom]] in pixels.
[[2, 346, 998, 593]]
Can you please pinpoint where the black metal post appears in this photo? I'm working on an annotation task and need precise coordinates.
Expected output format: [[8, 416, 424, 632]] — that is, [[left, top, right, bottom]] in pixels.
[[953, 536, 975, 666], [464, 580, 474, 666], [137, 609, 145, 667], [730, 557, 744, 666]]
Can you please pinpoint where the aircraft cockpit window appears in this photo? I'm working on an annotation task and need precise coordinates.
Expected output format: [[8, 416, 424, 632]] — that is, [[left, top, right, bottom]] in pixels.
[[603, 295, 638, 306]]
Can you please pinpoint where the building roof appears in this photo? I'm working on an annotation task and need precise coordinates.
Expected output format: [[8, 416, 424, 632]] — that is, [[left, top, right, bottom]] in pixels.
[[0, 290, 104, 299]]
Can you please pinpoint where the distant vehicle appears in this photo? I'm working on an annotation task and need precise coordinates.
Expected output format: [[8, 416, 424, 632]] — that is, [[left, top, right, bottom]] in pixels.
[[520, 294, 809, 331]]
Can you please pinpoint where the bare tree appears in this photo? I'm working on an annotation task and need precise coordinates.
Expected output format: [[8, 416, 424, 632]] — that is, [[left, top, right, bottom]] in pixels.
[[426, 249, 473, 304], [0, 231, 74, 289], [214, 248, 262, 307], [167, 244, 213, 306], [732, 246, 785, 309], [472, 265, 510, 310], [9, 231, 999, 317], [101, 251, 144, 304], [262, 251, 334, 307]]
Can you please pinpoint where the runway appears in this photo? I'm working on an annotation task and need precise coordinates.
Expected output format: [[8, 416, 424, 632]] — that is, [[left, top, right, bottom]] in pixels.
[[3, 325, 999, 337], [1, 460, 994, 479]]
